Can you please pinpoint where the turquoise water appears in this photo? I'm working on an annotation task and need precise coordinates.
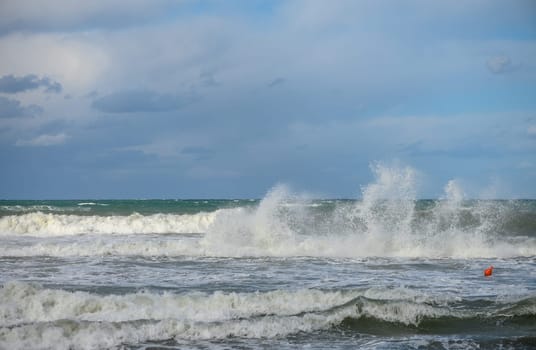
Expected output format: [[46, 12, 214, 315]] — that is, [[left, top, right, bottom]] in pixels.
[[1, 181, 536, 349], [0, 199, 254, 216]]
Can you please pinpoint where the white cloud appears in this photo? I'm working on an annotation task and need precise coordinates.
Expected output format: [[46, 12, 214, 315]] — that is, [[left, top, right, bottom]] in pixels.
[[487, 55, 518, 74], [528, 125, 536, 136], [16, 132, 69, 147], [121, 140, 181, 158], [0, 33, 109, 93]]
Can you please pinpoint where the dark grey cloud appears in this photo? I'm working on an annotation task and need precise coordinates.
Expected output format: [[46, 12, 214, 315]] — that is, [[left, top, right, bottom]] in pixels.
[[0, 74, 62, 94], [0, 96, 43, 118], [92, 89, 190, 113]]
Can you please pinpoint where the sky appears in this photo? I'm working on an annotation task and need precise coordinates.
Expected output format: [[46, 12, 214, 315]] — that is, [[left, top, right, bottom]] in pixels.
[[0, 0, 535, 199]]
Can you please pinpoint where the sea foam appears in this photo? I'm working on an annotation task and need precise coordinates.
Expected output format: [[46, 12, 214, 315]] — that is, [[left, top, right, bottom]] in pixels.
[[0, 211, 216, 236], [1, 164, 535, 258], [199, 164, 536, 258], [1, 282, 534, 350]]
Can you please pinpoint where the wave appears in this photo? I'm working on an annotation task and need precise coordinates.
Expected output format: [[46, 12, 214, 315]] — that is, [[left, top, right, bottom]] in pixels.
[[1, 164, 535, 258], [1, 282, 534, 350], [0, 205, 91, 214], [197, 166, 536, 258], [77, 202, 109, 207], [0, 211, 217, 236]]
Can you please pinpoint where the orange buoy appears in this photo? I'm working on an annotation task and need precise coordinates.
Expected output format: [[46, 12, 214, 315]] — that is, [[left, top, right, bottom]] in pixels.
[[484, 266, 493, 277]]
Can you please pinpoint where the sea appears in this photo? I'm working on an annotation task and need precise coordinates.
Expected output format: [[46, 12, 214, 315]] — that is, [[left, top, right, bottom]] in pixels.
[[1, 167, 535, 349]]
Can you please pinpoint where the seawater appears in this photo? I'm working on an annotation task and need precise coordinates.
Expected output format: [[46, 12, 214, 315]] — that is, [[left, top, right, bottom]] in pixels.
[[1, 165, 535, 349]]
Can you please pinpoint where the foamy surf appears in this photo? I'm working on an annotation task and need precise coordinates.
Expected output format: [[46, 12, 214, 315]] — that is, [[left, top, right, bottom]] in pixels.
[[1, 176, 535, 258], [0, 211, 218, 236], [1, 282, 534, 350], [1, 164, 535, 350], [0, 206, 535, 258], [2, 163, 535, 258]]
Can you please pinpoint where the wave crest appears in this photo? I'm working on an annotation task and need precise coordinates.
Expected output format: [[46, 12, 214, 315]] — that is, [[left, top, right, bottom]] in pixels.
[[1, 164, 535, 258], [0, 211, 217, 236], [1, 282, 534, 349]]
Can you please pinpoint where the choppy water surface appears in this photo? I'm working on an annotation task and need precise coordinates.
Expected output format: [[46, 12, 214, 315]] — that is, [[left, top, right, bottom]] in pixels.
[[1, 165, 535, 349]]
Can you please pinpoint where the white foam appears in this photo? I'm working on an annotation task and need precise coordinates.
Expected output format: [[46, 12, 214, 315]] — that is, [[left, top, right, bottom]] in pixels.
[[0, 205, 88, 213], [197, 168, 536, 258], [0, 282, 356, 349], [77, 203, 109, 206], [0, 282, 353, 326], [0, 282, 483, 349], [0, 211, 219, 237], [1, 164, 535, 258]]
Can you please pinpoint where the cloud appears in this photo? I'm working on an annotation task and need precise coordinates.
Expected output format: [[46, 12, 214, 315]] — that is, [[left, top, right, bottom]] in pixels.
[[402, 141, 500, 158], [91, 89, 190, 113], [85, 90, 99, 99], [518, 160, 535, 169], [0, 74, 62, 93], [199, 72, 220, 88], [0, 0, 186, 33], [528, 125, 536, 136], [0, 33, 109, 94], [181, 146, 214, 161], [1, 1, 536, 198], [0, 96, 43, 118], [15, 132, 69, 147], [268, 77, 286, 88], [486, 56, 519, 74]]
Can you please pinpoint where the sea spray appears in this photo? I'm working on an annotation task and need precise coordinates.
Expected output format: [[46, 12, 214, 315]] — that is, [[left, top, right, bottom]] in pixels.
[[0, 165, 535, 258], [201, 185, 306, 256], [199, 164, 536, 258], [1, 164, 535, 349]]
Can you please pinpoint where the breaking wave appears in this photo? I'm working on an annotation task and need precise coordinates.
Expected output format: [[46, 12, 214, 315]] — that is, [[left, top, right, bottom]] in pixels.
[[0, 164, 535, 258], [1, 282, 534, 350], [199, 164, 536, 258], [0, 212, 216, 237]]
